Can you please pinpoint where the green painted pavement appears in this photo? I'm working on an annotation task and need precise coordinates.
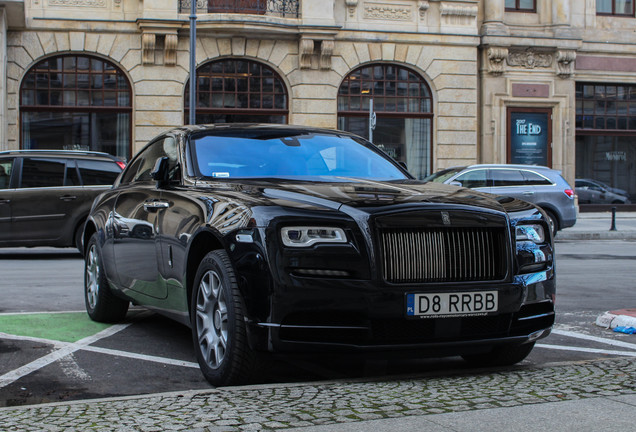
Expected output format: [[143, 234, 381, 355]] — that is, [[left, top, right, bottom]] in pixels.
[[0, 312, 111, 343]]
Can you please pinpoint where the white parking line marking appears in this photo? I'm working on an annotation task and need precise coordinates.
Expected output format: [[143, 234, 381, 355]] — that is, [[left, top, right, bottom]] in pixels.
[[0, 330, 200, 383], [552, 328, 636, 351], [80, 345, 199, 368], [536, 343, 636, 357], [0, 324, 131, 389]]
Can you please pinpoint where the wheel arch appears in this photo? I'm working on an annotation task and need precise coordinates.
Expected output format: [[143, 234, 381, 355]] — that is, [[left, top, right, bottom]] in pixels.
[[186, 229, 226, 320], [83, 219, 98, 255]]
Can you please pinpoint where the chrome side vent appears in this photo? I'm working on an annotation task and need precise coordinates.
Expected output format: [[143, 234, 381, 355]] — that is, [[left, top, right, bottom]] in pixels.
[[380, 227, 508, 283]]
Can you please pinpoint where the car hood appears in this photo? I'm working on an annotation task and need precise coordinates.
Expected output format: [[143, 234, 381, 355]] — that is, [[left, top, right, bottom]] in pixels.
[[190, 177, 533, 215]]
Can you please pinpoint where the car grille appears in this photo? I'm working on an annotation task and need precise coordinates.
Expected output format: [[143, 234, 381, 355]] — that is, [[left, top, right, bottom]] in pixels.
[[379, 226, 508, 283]]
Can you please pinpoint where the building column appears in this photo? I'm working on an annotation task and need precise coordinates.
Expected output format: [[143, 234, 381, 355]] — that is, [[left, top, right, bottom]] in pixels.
[[481, 0, 508, 35], [0, 8, 6, 151]]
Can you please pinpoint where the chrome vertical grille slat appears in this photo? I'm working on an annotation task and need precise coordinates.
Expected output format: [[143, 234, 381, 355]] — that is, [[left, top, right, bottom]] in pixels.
[[379, 226, 507, 283]]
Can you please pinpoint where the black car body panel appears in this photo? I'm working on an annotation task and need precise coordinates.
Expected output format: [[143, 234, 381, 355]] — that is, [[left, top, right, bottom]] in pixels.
[[84, 125, 555, 381], [0, 150, 124, 250]]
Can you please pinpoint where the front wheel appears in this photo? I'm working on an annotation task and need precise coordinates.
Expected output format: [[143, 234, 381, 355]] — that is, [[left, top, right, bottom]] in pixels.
[[461, 342, 535, 367], [191, 250, 257, 386], [84, 233, 129, 323]]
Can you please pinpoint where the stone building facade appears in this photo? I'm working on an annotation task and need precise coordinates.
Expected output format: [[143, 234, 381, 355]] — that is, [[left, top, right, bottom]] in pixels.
[[1, 0, 635, 198]]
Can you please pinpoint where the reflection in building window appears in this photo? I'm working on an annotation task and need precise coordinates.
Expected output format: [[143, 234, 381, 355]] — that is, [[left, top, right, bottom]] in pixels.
[[337, 64, 433, 179], [596, 0, 635, 16], [20, 55, 132, 160], [184, 59, 288, 125]]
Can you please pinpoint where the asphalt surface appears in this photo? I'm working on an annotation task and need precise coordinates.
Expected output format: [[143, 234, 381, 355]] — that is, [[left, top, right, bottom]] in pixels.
[[0, 211, 635, 430]]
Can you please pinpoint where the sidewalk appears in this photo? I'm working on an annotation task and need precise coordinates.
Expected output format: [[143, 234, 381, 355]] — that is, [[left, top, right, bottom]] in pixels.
[[556, 211, 636, 240], [1, 357, 635, 431]]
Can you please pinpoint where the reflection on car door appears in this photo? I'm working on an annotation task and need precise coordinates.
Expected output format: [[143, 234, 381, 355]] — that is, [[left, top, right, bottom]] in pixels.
[[111, 137, 173, 299]]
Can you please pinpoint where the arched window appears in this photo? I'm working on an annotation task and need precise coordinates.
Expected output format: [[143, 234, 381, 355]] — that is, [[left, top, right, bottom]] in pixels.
[[185, 59, 288, 124], [20, 55, 132, 160], [338, 64, 433, 178]]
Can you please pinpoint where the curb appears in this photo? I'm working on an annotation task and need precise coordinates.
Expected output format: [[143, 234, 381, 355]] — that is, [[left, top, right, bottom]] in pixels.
[[556, 231, 636, 241], [595, 309, 636, 331]]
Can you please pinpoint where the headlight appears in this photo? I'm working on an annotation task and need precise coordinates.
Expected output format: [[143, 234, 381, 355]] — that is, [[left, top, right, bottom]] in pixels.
[[516, 224, 546, 243], [281, 226, 347, 247]]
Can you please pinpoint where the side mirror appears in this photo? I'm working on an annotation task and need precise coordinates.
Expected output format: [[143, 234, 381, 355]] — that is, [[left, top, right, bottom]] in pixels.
[[449, 181, 463, 187], [150, 157, 170, 186], [398, 161, 408, 170]]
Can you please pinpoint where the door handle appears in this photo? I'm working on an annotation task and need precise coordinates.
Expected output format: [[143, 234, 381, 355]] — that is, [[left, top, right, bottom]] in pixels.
[[0, 199, 9, 204], [143, 200, 170, 211], [59, 195, 77, 201], [522, 191, 535, 196]]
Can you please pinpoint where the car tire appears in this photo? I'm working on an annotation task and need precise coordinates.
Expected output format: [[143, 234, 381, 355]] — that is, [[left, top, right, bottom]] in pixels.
[[84, 232, 129, 323], [542, 209, 558, 237], [191, 250, 257, 386], [461, 342, 535, 367]]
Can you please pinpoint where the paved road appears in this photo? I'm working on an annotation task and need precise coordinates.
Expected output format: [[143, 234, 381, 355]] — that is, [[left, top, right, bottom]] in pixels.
[[1, 240, 636, 429]]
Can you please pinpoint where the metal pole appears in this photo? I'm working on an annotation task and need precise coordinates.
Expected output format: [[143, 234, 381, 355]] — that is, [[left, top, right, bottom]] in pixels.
[[369, 99, 375, 143], [610, 206, 617, 231], [188, 0, 197, 125]]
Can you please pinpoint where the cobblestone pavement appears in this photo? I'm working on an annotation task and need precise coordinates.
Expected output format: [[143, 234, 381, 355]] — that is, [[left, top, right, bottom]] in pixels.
[[1, 357, 635, 431]]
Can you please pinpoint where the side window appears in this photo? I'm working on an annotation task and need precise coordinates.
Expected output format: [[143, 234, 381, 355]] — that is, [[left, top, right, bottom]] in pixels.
[[20, 158, 65, 188], [490, 169, 526, 187], [78, 160, 122, 185], [0, 158, 13, 189], [521, 170, 553, 186], [119, 136, 176, 185], [455, 169, 489, 188]]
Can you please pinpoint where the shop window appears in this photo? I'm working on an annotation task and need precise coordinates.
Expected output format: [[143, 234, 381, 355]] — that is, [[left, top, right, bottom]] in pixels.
[[20, 55, 132, 160], [596, 0, 635, 16], [576, 83, 636, 131], [184, 59, 288, 124], [505, 0, 536, 12], [337, 64, 433, 179]]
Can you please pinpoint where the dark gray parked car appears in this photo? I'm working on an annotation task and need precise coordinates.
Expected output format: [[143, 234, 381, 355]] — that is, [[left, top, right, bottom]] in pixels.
[[575, 179, 631, 204], [0, 150, 124, 251], [425, 164, 577, 235]]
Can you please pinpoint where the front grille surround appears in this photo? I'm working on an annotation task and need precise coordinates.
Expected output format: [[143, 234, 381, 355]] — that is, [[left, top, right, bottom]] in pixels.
[[377, 212, 511, 284]]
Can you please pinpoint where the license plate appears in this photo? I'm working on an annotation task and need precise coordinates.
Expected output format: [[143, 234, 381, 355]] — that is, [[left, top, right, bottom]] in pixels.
[[406, 291, 498, 318]]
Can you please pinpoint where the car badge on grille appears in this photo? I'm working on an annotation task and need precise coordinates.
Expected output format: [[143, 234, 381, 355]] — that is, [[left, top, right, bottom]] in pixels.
[[441, 211, 451, 225]]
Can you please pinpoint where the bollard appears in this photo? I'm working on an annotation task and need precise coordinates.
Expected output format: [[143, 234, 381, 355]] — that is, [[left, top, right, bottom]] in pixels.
[[610, 206, 617, 231]]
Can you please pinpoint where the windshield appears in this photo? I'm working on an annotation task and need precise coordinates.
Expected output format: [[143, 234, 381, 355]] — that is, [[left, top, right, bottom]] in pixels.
[[190, 132, 409, 181], [423, 167, 465, 183]]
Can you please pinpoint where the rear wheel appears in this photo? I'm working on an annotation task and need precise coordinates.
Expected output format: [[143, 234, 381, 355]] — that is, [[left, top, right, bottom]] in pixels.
[[191, 250, 257, 386], [461, 342, 535, 367], [84, 233, 129, 322]]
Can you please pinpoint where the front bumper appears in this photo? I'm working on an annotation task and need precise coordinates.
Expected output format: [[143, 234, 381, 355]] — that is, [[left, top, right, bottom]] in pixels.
[[245, 272, 555, 355]]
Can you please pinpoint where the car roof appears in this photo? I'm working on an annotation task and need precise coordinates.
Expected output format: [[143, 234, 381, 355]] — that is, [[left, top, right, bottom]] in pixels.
[[170, 123, 360, 138], [0, 149, 122, 161]]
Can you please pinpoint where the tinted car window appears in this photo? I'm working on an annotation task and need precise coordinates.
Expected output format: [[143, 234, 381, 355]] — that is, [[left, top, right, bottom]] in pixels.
[[491, 169, 526, 187], [120, 137, 176, 184], [455, 169, 488, 188], [191, 133, 406, 180], [20, 158, 66, 188], [0, 158, 13, 189], [78, 160, 121, 185], [521, 170, 552, 186]]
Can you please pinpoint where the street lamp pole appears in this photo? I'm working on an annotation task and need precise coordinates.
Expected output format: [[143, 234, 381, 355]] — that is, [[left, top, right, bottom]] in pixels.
[[188, 0, 197, 125]]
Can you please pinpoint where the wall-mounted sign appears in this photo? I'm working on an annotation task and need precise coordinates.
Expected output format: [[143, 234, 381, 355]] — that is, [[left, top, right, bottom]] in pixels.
[[507, 108, 552, 167]]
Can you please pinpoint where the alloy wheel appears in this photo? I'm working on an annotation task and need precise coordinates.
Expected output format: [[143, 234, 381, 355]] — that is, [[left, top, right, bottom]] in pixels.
[[196, 270, 229, 369], [85, 244, 100, 310]]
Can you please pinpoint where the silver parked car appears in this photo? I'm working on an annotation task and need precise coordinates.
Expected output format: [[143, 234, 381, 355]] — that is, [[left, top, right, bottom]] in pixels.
[[575, 179, 631, 205], [425, 164, 577, 236]]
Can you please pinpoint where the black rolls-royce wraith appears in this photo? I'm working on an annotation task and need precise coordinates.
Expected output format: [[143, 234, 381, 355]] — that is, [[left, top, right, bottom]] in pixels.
[[83, 124, 555, 386]]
